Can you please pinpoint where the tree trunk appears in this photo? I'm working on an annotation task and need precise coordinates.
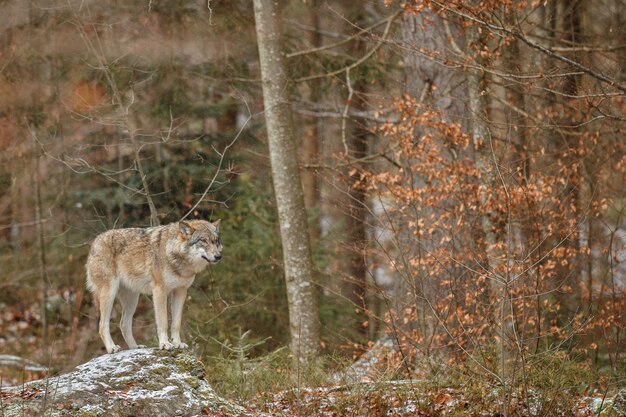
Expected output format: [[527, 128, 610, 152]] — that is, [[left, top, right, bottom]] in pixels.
[[343, 78, 369, 327], [332, 15, 370, 333], [466, 23, 512, 400], [34, 153, 49, 347], [301, 0, 322, 242], [398, 7, 470, 357], [555, 0, 585, 315], [253, 0, 320, 361]]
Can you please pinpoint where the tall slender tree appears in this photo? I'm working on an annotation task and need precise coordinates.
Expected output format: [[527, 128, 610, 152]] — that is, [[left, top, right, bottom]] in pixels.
[[253, 0, 320, 361]]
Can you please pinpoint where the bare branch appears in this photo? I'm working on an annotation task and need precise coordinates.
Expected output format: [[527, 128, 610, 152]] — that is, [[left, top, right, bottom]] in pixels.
[[180, 94, 253, 220], [69, 2, 161, 225], [428, 0, 626, 93], [287, 13, 398, 58], [296, 10, 402, 83]]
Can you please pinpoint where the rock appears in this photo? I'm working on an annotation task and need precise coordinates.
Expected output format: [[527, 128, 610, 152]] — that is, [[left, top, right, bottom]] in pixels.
[[582, 389, 626, 417], [332, 335, 399, 383], [0, 348, 246, 417], [611, 389, 626, 416], [0, 354, 49, 372]]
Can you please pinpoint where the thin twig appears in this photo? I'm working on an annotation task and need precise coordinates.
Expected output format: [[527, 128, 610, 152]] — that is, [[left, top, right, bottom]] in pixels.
[[287, 13, 397, 58], [341, 69, 354, 156], [181, 95, 254, 220], [296, 10, 402, 83], [428, 0, 626, 93]]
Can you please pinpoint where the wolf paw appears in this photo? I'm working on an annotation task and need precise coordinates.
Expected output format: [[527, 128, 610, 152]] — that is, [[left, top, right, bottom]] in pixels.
[[159, 341, 174, 350], [172, 342, 188, 349], [129, 344, 147, 349], [107, 344, 122, 354]]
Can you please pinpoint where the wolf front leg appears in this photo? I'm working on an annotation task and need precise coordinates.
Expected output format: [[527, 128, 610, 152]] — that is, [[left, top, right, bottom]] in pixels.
[[170, 287, 189, 349], [152, 287, 173, 350]]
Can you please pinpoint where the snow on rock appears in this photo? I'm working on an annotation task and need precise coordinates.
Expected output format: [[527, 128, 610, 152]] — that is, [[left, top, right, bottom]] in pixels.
[[616, 389, 626, 414], [0, 348, 246, 417], [332, 335, 398, 383], [578, 388, 626, 417]]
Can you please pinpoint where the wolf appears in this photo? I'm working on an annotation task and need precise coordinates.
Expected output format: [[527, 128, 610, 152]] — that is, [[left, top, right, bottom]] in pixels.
[[86, 219, 222, 353]]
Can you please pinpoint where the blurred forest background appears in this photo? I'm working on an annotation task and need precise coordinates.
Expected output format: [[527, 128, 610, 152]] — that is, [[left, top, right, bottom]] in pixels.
[[0, 0, 624, 413]]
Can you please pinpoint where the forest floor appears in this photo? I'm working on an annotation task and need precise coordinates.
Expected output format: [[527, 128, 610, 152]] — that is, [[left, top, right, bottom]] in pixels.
[[1, 301, 623, 417], [244, 382, 617, 417], [1, 352, 622, 417]]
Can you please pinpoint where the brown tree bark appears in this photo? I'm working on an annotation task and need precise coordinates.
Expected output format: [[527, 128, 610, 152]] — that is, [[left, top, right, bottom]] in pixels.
[[334, 75, 369, 329], [398, 7, 470, 356], [553, 0, 585, 315], [301, 0, 322, 242], [466, 22, 511, 386], [338, 19, 370, 329]]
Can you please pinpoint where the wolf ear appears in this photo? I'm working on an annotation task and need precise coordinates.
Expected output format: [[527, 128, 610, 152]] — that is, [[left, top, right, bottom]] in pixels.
[[179, 221, 194, 237], [212, 219, 221, 233]]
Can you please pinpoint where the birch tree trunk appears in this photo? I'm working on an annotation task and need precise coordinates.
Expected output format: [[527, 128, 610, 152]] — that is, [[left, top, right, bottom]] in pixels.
[[253, 0, 320, 360]]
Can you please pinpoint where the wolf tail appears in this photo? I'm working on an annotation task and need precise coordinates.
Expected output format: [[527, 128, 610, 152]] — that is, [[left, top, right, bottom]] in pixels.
[[85, 266, 100, 323]]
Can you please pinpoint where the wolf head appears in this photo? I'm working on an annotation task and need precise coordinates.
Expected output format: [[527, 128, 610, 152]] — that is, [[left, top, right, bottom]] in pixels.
[[179, 219, 223, 267]]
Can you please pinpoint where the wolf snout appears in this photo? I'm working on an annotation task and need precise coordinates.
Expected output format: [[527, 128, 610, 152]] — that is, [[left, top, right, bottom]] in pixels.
[[202, 253, 222, 263]]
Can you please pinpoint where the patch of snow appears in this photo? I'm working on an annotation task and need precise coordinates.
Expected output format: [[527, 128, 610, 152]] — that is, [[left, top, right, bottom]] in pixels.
[[579, 396, 612, 414], [110, 385, 180, 401]]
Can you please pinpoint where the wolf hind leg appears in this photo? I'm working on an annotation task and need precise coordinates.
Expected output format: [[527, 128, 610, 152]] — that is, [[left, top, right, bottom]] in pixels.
[[95, 279, 121, 354], [118, 286, 144, 349]]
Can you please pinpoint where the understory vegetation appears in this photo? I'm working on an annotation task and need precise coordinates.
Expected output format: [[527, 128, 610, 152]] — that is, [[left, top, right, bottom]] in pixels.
[[0, 0, 624, 415]]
